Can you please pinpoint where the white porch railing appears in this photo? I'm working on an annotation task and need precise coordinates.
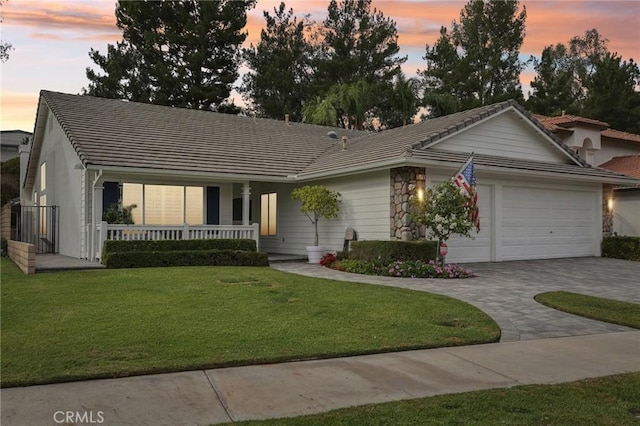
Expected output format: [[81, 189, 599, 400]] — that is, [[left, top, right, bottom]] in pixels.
[[94, 222, 260, 261]]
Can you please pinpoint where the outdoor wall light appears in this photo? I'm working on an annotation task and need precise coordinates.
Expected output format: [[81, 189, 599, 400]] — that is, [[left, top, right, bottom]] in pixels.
[[417, 187, 425, 202], [607, 197, 614, 213]]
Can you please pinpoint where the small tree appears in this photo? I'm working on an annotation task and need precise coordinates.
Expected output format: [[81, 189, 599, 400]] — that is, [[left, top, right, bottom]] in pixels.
[[103, 203, 137, 224], [409, 180, 475, 264], [291, 185, 341, 246]]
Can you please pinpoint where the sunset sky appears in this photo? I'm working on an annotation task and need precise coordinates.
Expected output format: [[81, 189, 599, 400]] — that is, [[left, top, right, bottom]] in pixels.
[[1, 0, 639, 132]]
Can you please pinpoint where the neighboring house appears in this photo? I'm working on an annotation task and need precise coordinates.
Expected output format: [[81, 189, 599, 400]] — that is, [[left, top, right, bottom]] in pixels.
[[1, 130, 31, 162], [599, 155, 640, 236], [21, 91, 638, 263], [535, 114, 640, 237]]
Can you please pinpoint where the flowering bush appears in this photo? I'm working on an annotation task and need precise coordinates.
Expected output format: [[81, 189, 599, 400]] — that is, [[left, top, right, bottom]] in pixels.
[[409, 180, 475, 243], [331, 259, 473, 279], [319, 252, 337, 267]]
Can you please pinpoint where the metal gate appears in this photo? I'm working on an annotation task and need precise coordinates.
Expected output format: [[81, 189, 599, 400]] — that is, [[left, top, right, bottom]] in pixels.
[[17, 206, 59, 254]]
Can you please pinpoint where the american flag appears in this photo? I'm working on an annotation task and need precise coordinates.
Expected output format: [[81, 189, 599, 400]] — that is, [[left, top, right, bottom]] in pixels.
[[453, 155, 480, 232]]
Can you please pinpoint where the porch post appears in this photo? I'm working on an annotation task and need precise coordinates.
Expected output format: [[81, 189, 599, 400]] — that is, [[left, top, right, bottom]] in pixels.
[[242, 182, 251, 226], [91, 171, 104, 262]]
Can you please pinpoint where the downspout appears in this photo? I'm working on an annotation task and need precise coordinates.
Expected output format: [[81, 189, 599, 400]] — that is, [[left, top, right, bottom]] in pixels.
[[91, 169, 103, 261]]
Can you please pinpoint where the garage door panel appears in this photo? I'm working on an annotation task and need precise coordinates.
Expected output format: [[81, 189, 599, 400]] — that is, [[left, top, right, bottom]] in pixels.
[[501, 186, 596, 261]]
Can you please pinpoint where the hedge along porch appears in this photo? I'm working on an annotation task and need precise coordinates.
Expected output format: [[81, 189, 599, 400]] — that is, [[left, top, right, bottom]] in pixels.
[[90, 172, 259, 261], [21, 91, 639, 264]]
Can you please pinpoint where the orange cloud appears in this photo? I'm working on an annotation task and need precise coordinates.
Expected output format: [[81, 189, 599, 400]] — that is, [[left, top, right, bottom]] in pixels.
[[3, 0, 118, 34], [0, 92, 39, 131], [523, 1, 640, 60]]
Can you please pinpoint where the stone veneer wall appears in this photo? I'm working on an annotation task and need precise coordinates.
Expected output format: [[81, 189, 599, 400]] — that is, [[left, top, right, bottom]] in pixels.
[[602, 184, 614, 237], [390, 167, 425, 240]]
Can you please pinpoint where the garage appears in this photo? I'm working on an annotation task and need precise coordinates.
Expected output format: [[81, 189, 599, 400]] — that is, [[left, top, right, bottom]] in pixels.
[[444, 182, 600, 263], [500, 186, 597, 260]]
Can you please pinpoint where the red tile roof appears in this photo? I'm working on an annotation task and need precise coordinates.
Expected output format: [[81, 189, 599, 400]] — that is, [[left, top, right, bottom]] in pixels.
[[534, 114, 609, 129], [602, 128, 640, 144], [533, 114, 640, 144], [599, 155, 640, 178]]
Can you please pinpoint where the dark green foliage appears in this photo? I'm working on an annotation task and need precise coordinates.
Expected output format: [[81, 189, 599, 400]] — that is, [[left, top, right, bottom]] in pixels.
[[527, 43, 582, 116], [84, 0, 255, 111], [317, 0, 405, 89], [102, 238, 256, 256], [245, 0, 406, 129], [313, 0, 406, 129], [421, 0, 527, 116], [104, 249, 269, 269], [349, 240, 438, 263], [1, 237, 7, 257], [102, 203, 136, 224], [335, 259, 474, 278], [241, 2, 311, 121], [527, 28, 640, 133], [581, 52, 640, 134], [1, 157, 20, 206], [601, 236, 640, 261]]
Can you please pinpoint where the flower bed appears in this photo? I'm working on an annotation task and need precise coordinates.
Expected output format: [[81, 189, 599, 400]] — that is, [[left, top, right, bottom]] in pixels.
[[321, 253, 473, 279]]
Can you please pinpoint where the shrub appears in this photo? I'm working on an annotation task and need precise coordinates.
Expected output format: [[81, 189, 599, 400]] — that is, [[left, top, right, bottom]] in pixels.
[[319, 252, 337, 267], [102, 238, 256, 261], [335, 259, 473, 279], [103, 249, 269, 269], [350, 240, 438, 263], [602, 236, 640, 261]]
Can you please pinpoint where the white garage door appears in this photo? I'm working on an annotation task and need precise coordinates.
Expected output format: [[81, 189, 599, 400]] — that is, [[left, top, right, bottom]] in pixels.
[[501, 186, 597, 261]]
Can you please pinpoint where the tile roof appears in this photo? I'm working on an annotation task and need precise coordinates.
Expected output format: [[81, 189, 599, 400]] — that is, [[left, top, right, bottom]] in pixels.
[[302, 100, 585, 175], [32, 91, 636, 186], [534, 114, 609, 129], [40, 90, 364, 178], [410, 149, 639, 184], [602, 129, 640, 144], [598, 155, 640, 178]]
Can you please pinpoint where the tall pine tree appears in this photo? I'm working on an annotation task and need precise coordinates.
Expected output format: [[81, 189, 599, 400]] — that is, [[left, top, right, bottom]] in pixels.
[[527, 28, 640, 133], [84, 0, 255, 111], [241, 2, 311, 121], [421, 0, 527, 116]]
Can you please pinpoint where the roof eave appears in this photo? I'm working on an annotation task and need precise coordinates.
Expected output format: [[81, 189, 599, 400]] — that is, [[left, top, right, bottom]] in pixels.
[[85, 164, 297, 183], [23, 93, 49, 192]]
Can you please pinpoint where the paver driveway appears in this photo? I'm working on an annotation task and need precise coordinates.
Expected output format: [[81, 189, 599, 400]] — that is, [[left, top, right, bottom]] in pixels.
[[273, 257, 640, 342]]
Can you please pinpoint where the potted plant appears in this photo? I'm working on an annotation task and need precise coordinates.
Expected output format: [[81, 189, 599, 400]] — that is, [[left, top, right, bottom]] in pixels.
[[291, 185, 341, 263]]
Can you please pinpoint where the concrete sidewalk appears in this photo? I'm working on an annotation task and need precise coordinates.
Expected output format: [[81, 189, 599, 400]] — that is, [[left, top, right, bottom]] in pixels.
[[2, 331, 639, 426]]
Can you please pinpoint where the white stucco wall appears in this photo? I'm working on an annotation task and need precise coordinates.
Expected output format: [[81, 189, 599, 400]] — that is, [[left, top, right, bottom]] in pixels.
[[258, 170, 390, 255], [33, 110, 84, 257], [613, 190, 640, 236], [595, 139, 640, 166]]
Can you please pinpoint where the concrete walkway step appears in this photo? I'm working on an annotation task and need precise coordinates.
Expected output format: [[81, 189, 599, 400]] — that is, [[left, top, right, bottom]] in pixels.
[[2, 331, 639, 425]]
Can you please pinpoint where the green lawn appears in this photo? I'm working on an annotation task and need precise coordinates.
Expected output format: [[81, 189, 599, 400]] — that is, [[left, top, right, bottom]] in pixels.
[[535, 291, 640, 329], [0, 258, 499, 387], [232, 373, 640, 425]]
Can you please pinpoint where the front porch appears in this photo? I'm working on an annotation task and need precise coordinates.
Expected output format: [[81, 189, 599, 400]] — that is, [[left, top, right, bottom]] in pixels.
[[93, 222, 260, 262]]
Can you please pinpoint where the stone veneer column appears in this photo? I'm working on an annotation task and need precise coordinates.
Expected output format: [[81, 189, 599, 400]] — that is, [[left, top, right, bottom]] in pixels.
[[390, 167, 426, 240], [602, 184, 614, 236]]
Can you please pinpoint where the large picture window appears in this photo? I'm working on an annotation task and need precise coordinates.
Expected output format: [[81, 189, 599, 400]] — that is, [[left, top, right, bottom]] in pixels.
[[122, 183, 203, 225], [260, 192, 277, 236]]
